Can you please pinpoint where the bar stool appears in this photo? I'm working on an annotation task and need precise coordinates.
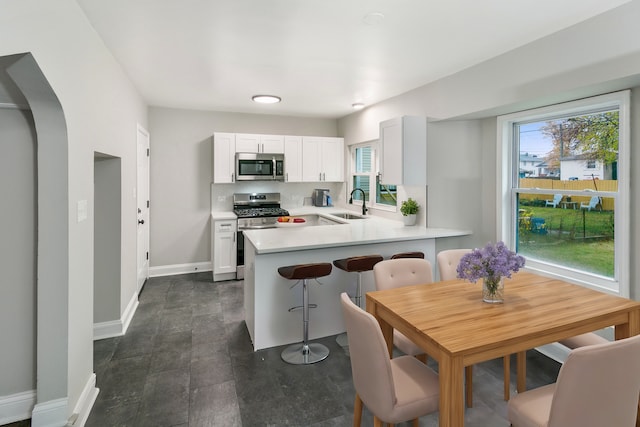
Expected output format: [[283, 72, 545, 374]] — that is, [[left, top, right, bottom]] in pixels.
[[333, 255, 383, 347], [333, 255, 384, 308], [278, 262, 333, 365], [391, 251, 424, 259]]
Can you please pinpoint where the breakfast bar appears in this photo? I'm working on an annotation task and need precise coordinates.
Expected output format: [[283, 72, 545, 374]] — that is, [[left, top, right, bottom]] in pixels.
[[242, 210, 470, 350]]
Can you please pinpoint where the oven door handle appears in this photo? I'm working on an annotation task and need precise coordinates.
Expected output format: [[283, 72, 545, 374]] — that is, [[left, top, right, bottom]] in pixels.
[[238, 225, 278, 230]]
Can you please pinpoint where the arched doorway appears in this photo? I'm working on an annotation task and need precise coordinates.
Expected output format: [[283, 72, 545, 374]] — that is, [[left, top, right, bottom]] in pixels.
[[4, 53, 71, 425]]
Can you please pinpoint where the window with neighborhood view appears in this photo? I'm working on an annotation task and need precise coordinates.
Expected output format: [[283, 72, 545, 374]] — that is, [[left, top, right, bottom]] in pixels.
[[350, 142, 397, 210], [498, 91, 630, 296]]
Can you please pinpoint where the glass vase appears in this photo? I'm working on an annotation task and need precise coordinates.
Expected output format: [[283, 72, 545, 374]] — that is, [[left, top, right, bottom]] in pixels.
[[482, 277, 504, 303]]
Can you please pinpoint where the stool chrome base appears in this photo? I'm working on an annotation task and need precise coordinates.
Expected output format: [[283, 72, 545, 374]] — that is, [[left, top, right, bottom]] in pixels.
[[281, 342, 330, 365]]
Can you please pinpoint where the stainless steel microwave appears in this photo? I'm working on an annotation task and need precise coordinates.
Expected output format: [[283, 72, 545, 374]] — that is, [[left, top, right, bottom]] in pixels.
[[235, 152, 285, 181]]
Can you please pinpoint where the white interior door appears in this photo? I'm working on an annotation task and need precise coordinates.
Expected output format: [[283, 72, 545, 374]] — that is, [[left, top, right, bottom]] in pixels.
[[136, 124, 150, 293]]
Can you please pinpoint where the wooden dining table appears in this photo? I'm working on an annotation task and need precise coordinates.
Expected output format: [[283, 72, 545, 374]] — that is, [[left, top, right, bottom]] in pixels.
[[366, 271, 640, 427]]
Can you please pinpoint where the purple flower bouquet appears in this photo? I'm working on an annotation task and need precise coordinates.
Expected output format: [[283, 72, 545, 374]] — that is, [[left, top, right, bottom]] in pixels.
[[456, 241, 526, 302]]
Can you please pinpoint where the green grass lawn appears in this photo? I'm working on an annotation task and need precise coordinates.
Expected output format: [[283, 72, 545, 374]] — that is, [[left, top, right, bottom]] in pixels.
[[517, 206, 614, 277]]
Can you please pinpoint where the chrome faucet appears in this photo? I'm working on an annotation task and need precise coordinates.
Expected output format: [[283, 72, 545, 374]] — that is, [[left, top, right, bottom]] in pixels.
[[349, 188, 367, 215]]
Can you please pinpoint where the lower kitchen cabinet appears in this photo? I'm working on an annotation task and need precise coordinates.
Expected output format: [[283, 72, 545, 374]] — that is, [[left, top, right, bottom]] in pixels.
[[212, 218, 237, 282]]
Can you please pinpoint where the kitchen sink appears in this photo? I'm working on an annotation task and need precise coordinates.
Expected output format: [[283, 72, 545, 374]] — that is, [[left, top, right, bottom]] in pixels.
[[330, 212, 366, 220]]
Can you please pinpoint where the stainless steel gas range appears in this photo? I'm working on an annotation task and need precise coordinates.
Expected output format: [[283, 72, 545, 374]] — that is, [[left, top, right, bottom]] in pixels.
[[233, 192, 289, 279]]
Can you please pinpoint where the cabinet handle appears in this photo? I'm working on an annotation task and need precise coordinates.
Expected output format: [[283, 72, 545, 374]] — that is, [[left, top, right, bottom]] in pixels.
[[232, 173, 235, 182], [286, 172, 288, 182], [319, 172, 322, 181]]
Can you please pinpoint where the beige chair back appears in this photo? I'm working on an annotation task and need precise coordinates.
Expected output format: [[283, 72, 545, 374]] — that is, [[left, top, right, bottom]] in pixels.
[[547, 334, 640, 427], [340, 293, 397, 416], [373, 258, 433, 291], [436, 249, 471, 281]]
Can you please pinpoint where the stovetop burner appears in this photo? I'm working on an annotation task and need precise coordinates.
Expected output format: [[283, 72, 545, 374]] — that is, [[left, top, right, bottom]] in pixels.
[[233, 207, 290, 218], [233, 192, 289, 219]]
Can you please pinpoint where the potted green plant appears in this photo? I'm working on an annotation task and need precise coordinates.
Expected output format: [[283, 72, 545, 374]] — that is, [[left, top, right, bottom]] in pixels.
[[400, 198, 419, 226]]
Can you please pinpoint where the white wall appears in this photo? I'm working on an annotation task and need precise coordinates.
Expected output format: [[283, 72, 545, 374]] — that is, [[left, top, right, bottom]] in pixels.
[[0, 0, 147, 423], [338, 0, 640, 297], [148, 107, 339, 267], [0, 106, 36, 398]]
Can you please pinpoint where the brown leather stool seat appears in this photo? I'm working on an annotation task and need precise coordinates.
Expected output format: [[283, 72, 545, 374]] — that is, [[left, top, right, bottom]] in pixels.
[[391, 251, 425, 259], [278, 263, 332, 281], [278, 262, 332, 365], [333, 255, 384, 273]]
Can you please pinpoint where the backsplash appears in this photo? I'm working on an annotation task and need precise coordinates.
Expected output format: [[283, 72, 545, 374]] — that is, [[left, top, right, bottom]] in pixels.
[[211, 182, 346, 211]]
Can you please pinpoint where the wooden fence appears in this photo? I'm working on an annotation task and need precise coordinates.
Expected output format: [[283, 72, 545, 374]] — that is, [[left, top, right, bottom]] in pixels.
[[519, 178, 617, 211]]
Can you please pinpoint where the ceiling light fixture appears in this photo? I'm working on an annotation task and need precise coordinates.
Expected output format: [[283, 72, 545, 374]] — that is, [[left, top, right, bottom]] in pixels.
[[252, 95, 281, 104], [362, 12, 384, 26], [352, 103, 365, 110]]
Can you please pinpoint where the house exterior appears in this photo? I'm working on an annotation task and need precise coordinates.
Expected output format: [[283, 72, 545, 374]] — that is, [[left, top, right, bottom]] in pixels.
[[519, 153, 544, 177], [519, 154, 558, 178], [560, 154, 615, 180]]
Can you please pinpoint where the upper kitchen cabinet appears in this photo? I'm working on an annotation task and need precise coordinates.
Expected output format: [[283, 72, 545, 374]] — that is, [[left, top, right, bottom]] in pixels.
[[236, 134, 285, 153], [213, 132, 236, 183], [284, 135, 303, 182], [379, 116, 427, 186], [302, 136, 344, 182]]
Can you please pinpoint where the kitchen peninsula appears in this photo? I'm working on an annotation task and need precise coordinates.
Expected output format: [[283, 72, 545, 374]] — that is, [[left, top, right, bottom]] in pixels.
[[242, 208, 470, 350]]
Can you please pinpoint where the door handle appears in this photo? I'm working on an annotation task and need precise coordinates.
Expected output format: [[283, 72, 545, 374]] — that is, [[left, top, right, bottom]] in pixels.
[[138, 219, 145, 225]]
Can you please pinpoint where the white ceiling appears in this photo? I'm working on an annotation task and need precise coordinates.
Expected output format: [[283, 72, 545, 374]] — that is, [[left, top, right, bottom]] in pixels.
[[76, 0, 628, 119]]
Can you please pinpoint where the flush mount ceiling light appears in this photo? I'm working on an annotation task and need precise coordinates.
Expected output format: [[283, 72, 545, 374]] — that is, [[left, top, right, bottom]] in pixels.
[[252, 95, 281, 104], [362, 12, 384, 26], [352, 103, 365, 110]]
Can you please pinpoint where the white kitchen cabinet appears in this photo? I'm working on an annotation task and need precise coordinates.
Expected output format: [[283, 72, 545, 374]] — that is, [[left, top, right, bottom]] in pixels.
[[213, 132, 236, 183], [302, 136, 344, 182], [379, 116, 427, 186], [236, 134, 285, 153], [284, 135, 303, 182], [212, 219, 237, 282]]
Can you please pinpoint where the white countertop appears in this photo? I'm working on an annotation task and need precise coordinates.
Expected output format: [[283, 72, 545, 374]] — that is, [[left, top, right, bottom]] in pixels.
[[242, 207, 470, 254], [211, 211, 237, 220]]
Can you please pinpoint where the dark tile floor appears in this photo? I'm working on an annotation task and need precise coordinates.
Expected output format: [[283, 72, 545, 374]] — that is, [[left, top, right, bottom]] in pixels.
[[84, 272, 561, 427]]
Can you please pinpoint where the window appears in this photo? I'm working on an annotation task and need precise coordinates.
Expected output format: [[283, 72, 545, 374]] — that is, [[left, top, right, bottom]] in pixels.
[[498, 91, 630, 296], [350, 141, 397, 210]]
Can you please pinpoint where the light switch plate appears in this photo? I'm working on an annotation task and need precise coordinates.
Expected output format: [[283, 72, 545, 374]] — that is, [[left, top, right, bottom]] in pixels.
[[77, 199, 88, 222]]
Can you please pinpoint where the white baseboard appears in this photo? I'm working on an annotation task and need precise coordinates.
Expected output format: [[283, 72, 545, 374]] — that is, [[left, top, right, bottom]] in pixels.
[[0, 390, 36, 425], [69, 374, 99, 427], [121, 292, 139, 335], [31, 397, 67, 427], [149, 261, 212, 277], [93, 292, 139, 340]]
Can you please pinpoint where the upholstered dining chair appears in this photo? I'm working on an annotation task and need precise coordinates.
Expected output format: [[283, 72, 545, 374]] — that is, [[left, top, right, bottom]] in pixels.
[[437, 248, 512, 405], [340, 293, 440, 427], [508, 334, 640, 427], [559, 332, 608, 350], [436, 248, 471, 282], [373, 258, 433, 363]]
